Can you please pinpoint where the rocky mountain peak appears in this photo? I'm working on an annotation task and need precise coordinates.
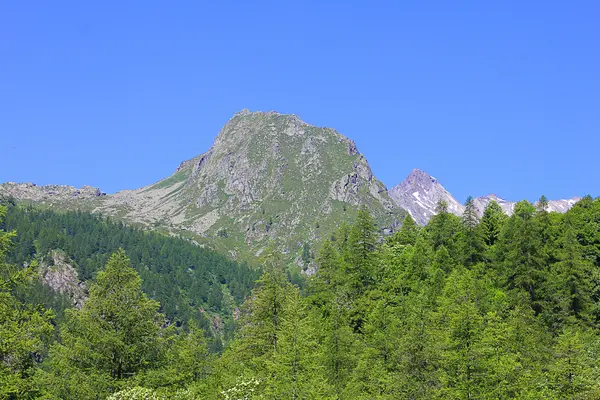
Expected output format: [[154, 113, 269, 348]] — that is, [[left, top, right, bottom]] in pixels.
[[404, 168, 439, 187], [389, 169, 464, 225], [95, 110, 403, 263], [389, 171, 583, 225]]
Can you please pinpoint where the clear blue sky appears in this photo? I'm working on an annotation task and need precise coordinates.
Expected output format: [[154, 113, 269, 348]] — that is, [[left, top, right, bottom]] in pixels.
[[1, 1, 598, 203]]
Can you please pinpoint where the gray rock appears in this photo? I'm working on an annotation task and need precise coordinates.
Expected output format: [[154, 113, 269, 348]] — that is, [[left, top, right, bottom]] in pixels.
[[389, 169, 464, 225]]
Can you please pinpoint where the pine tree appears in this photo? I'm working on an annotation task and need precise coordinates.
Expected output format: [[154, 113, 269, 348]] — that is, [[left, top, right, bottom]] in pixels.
[[221, 254, 294, 390], [388, 213, 419, 247], [497, 201, 545, 313], [347, 206, 378, 293], [549, 326, 599, 399], [461, 196, 485, 267], [40, 249, 165, 399], [393, 291, 442, 399], [0, 206, 54, 399], [427, 200, 462, 253], [462, 196, 479, 231], [438, 267, 485, 400], [264, 291, 331, 399], [479, 200, 507, 248], [547, 215, 593, 327], [537, 194, 549, 213]]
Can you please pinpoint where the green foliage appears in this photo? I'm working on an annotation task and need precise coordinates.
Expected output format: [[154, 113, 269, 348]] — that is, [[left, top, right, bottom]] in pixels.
[[3, 205, 260, 338], [4, 196, 600, 399], [388, 213, 419, 246], [479, 200, 508, 247], [37, 250, 165, 398], [37, 250, 214, 399], [0, 206, 54, 399]]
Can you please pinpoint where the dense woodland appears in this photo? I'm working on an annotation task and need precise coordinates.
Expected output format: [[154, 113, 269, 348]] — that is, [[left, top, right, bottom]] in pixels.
[[1, 205, 259, 344], [2, 195, 600, 399]]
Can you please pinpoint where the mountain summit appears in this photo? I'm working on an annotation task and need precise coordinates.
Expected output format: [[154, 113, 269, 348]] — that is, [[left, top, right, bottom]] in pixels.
[[388, 169, 464, 225], [1, 110, 584, 260], [102, 110, 403, 261], [0, 110, 403, 264]]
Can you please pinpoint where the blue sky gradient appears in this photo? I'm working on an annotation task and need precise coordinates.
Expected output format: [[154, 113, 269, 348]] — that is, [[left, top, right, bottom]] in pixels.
[[1, 1, 598, 202]]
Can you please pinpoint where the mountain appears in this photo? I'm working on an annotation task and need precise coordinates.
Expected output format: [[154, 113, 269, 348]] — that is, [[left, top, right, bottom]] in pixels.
[[2, 110, 584, 257], [388, 169, 464, 225], [471, 194, 581, 217], [1, 110, 404, 266], [389, 169, 582, 225]]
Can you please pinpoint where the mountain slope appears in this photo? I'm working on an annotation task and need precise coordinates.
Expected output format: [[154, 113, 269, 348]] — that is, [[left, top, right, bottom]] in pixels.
[[1, 110, 404, 264]]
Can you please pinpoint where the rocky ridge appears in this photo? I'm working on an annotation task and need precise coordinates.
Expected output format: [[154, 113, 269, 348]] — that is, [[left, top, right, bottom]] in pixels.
[[1, 182, 105, 202]]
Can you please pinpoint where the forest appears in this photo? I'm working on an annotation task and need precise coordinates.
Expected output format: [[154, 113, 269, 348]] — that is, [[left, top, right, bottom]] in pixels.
[[1, 205, 260, 346], [2, 195, 600, 399]]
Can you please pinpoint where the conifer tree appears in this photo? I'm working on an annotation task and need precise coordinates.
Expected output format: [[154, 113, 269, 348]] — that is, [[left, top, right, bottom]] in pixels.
[[479, 201, 508, 248], [0, 206, 54, 399], [438, 267, 485, 400], [264, 291, 331, 399], [547, 215, 593, 326], [549, 327, 599, 399], [461, 196, 485, 267], [462, 196, 479, 231], [40, 249, 165, 399], [347, 206, 378, 293], [497, 201, 545, 312], [427, 200, 462, 253], [389, 213, 419, 247], [537, 194, 549, 213]]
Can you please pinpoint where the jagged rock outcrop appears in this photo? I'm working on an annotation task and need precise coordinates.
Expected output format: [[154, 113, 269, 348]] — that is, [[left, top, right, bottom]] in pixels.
[[39, 250, 87, 308], [471, 194, 516, 216]]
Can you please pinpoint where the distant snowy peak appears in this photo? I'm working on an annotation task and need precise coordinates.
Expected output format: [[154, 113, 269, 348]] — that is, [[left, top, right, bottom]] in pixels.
[[472, 194, 515, 216], [472, 195, 582, 217], [388, 169, 464, 225], [546, 197, 581, 213], [389, 169, 582, 225]]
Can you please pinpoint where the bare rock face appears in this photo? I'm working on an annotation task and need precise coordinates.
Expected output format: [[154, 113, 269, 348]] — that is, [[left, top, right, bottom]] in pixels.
[[546, 198, 582, 213], [39, 250, 87, 308], [388, 169, 464, 225]]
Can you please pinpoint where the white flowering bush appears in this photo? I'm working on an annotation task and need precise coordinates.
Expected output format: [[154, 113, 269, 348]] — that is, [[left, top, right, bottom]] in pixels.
[[108, 387, 164, 400], [220, 378, 262, 400], [108, 387, 197, 400]]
